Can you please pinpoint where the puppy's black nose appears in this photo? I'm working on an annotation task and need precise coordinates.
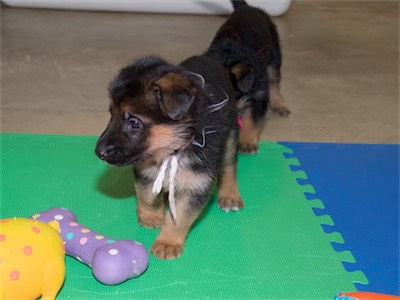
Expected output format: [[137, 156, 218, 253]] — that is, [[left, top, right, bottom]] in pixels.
[[95, 144, 115, 161]]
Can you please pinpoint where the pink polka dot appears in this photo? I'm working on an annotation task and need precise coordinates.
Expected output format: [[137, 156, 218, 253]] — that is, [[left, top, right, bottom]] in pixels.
[[0, 234, 5, 242], [80, 237, 88, 245], [31, 226, 40, 234], [23, 246, 33, 256], [69, 222, 79, 227], [9, 270, 19, 281], [0, 257, 3, 265]]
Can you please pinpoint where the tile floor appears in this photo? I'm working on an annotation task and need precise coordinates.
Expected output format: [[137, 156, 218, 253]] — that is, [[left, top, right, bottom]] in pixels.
[[1, 1, 399, 143]]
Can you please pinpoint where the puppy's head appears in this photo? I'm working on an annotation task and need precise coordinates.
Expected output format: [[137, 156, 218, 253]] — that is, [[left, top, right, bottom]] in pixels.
[[95, 56, 204, 166]]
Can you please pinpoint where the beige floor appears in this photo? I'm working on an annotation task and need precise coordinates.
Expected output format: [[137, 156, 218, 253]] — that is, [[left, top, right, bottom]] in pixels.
[[1, 1, 399, 143]]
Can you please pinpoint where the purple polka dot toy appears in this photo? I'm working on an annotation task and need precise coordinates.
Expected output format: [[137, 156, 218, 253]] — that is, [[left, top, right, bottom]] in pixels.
[[32, 208, 149, 285]]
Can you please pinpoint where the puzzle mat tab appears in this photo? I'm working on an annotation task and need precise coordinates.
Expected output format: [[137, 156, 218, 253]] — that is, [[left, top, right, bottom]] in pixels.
[[281, 142, 400, 296], [0, 134, 367, 299]]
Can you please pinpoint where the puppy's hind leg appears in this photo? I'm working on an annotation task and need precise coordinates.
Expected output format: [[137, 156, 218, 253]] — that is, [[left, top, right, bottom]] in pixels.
[[268, 66, 290, 116], [218, 131, 244, 211], [238, 105, 264, 154], [267, 24, 290, 116]]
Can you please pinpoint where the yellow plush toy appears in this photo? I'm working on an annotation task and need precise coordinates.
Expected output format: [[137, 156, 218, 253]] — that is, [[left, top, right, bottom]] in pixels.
[[0, 218, 65, 300]]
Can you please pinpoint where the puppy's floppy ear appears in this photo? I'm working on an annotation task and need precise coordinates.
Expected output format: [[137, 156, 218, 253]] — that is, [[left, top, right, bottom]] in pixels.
[[154, 72, 204, 120], [230, 63, 254, 93]]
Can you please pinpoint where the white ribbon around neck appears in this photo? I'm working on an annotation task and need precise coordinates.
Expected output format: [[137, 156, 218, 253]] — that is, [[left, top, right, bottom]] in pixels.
[[152, 154, 179, 221]]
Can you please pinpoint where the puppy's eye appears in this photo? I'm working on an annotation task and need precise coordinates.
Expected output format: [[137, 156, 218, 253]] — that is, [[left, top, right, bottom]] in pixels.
[[130, 118, 140, 128], [124, 112, 141, 129]]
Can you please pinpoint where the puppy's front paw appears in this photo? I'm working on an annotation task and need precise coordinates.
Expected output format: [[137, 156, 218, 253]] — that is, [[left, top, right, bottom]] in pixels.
[[138, 211, 163, 229], [238, 143, 259, 154], [218, 197, 244, 212], [151, 240, 183, 260]]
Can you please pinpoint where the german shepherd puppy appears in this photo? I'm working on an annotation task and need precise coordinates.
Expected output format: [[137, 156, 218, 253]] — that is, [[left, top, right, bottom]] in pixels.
[[95, 55, 243, 259], [206, 0, 290, 154]]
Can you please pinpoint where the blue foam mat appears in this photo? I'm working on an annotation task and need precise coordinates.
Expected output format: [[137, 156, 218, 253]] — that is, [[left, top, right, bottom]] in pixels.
[[280, 142, 400, 295]]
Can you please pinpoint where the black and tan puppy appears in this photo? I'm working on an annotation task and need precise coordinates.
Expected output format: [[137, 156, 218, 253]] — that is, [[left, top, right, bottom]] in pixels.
[[206, 0, 290, 154], [95, 55, 243, 259]]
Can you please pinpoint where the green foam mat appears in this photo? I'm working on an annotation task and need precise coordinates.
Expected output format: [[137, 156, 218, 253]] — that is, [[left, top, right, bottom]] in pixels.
[[0, 134, 367, 299]]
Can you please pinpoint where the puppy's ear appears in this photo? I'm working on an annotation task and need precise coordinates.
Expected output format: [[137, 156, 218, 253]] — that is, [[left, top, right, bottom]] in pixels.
[[186, 71, 205, 89], [154, 72, 203, 120], [230, 64, 254, 93]]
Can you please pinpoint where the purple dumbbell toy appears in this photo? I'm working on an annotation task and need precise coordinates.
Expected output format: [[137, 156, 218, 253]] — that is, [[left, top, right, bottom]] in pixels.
[[32, 208, 149, 285]]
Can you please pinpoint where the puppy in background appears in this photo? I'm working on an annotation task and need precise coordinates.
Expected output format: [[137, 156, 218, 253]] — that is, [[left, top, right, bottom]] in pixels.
[[95, 55, 243, 259], [206, 0, 290, 154]]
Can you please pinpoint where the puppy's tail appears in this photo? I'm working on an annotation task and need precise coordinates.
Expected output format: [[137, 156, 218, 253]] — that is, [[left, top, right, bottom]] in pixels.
[[231, 0, 248, 10]]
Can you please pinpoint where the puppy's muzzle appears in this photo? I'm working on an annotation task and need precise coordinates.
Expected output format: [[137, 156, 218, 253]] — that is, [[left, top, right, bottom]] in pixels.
[[95, 134, 126, 165]]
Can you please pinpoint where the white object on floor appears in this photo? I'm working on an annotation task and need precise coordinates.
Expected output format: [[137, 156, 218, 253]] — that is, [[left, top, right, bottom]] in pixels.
[[2, 0, 292, 17]]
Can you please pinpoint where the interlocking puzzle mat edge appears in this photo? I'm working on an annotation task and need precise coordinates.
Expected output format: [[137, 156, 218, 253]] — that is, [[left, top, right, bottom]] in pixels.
[[280, 142, 400, 296], [280, 145, 369, 290]]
